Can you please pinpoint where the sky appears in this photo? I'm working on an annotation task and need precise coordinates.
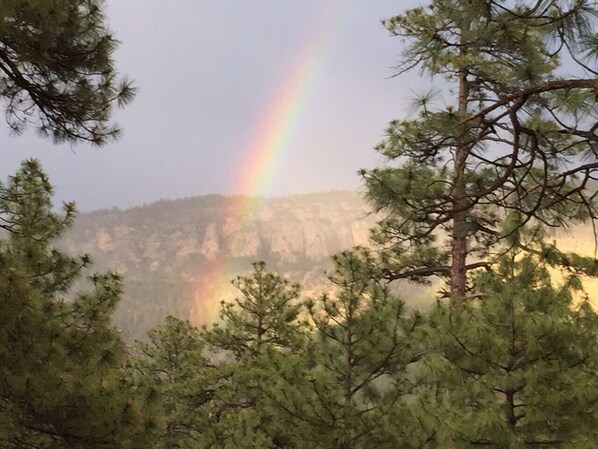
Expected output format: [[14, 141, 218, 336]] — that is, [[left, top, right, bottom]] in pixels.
[[0, 1, 423, 212]]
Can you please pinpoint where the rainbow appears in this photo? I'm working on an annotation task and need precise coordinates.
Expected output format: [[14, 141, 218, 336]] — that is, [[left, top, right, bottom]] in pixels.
[[191, 4, 351, 325]]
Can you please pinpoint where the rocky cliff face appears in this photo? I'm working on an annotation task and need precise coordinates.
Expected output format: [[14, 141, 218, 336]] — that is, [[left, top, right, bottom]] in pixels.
[[61, 191, 377, 339]]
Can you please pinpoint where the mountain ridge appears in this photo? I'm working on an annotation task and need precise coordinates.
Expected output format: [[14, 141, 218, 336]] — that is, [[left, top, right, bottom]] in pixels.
[[61, 191, 377, 339], [61, 190, 598, 340]]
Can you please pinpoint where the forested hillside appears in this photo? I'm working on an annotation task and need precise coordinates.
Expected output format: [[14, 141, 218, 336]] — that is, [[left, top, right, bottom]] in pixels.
[[60, 192, 598, 340], [61, 192, 380, 339]]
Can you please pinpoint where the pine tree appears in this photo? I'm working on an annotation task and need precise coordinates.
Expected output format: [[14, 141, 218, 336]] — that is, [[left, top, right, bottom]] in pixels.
[[205, 262, 305, 359], [0, 1, 135, 145], [131, 317, 211, 449], [363, 0, 598, 297], [271, 249, 429, 449], [200, 262, 308, 448], [0, 160, 156, 449], [422, 241, 598, 448]]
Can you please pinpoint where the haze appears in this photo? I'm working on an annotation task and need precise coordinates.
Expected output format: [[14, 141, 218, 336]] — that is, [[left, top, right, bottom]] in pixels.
[[0, 1, 422, 212]]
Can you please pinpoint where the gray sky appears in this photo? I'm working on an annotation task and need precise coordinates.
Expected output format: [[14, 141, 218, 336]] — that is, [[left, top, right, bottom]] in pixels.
[[0, 1, 422, 211]]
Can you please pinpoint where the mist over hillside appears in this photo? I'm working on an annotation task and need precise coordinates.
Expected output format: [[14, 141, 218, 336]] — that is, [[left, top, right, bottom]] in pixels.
[[60, 191, 598, 340], [61, 191, 380, 339]]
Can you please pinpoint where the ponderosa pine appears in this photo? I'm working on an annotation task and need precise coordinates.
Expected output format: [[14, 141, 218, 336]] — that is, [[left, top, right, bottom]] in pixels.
[[131, 317, 211, 449], [200, 262, 308, 448], [264, 249, 428, 449], [423, 238, 598, 447], [0, 160, 155, 449], [0, 1, 135, 145], [364, 0, 598, 297]]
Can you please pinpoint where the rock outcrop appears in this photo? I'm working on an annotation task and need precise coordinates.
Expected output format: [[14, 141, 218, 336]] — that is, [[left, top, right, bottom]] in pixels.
[[61, 191, 377, 339]]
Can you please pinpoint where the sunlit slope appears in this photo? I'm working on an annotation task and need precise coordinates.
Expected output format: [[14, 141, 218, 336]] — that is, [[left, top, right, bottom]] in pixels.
[[551, 224, 598, 304]]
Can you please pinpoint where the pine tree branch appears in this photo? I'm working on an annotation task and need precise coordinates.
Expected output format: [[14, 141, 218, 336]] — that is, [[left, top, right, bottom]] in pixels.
[[382, 261, 491, 282]]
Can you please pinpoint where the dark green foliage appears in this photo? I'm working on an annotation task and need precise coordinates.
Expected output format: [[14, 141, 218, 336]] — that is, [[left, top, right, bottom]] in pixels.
[[133, 257, 430, 449], [131, 317, 211, 449], [422, 246, 598, 448], [364, 3, 598, 441], [0, 160, 156, 449], [200, 262, 308, 448], [132, 245, 598, 448], [364, 0, 598, 296], [0, 0, 135, 145], [206, 262, 305, 359], [292, 248, 428, 449]]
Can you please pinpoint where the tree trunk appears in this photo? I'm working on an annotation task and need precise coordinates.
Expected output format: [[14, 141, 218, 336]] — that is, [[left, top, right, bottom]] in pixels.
[[450, 64, 469, 299], [506, 290, 518, 431]]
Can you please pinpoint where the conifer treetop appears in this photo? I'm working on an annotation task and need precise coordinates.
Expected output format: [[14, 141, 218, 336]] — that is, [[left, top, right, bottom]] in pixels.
[[0, 0, 135, 145], [365, 0, 598, 296]]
